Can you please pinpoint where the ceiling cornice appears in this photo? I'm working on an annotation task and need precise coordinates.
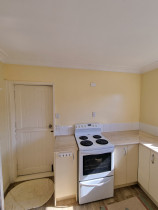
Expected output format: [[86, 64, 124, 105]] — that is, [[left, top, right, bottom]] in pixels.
[[3, 49, 158, 74], [0, 49, 8, 63], [140, 61, 158, 74], [5, 58, 141, 74]]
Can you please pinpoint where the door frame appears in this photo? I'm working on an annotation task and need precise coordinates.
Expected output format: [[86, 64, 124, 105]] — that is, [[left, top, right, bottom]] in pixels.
[[7, 81, 55, 183]]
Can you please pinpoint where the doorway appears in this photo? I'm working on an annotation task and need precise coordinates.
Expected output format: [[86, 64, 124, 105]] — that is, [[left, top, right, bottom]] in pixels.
[[14, 84, 54, 176]]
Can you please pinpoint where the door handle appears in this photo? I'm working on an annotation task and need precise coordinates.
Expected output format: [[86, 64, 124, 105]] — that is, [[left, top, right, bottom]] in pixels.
[[151, 154, 155, 164], [124, 147, 127, 155], [49, 124, 53, 128]]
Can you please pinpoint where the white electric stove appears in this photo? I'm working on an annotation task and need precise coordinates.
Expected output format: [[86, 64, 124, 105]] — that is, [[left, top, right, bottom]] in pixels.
[[75, 123, 114, 204]]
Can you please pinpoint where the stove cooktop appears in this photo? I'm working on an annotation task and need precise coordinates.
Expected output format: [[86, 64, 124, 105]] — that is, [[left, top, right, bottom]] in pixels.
[[75, 133, 114, 151], [80, 140, 93, 146], [75, 123, 114, 151]]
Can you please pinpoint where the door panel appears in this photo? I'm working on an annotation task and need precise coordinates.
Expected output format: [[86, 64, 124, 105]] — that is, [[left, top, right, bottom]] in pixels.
[[15, 85, 54, 175], [114, 146, 127, 186], [54, 151, 77, 200], [15, 85, 53, 129], [127, 144, 138, 183], [138, 144, 150, 192], [149, 151, 158, 202]]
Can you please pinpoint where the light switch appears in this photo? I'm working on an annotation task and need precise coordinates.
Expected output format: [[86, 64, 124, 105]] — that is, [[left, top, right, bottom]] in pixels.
[[55, 113, 60, 119], [90, 82, 96, 87], [92, 112, 96, 117]]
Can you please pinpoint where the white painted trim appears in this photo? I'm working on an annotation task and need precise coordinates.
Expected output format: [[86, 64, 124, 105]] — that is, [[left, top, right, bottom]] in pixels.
[[12, 81, 54, 86], [140, 61, 158, 74], [0, 49, 8, 63], [0, 151, 4, 210], [7, 80, 55, 182], [15, 172, 53, 182], [55, 122, 140, 136], [7, 81, 17, 183], [5, 59, 141, 74], [140, 123, 158, 136], [5, 56, 158, 74]]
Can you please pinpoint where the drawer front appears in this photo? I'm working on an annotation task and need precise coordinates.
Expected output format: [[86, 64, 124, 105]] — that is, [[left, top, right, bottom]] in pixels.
[[79, 176, 114, 204]]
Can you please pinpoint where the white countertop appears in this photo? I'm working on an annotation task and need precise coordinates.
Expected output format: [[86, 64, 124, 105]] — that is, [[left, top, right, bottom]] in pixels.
[[102, 130, 139, 146], [139, 131, 158, 153], [55, 130, 158, 153], [54, 135, 78, 152]]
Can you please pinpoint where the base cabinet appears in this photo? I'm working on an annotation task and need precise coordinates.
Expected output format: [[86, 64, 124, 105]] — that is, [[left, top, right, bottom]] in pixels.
[[149, 151, 158, 203], [138, 144, 150, 192], [138, 144, 158, 205], [54, 150, 77, 204], [114, 146, 126, 186], [114, 144, 138, 187]]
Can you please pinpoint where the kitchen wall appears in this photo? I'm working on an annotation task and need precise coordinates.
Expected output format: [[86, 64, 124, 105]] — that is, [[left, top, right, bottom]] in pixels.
[[140, 68, 158, 135], [4, 64, 141, 128], [0, 62, 10, 191]]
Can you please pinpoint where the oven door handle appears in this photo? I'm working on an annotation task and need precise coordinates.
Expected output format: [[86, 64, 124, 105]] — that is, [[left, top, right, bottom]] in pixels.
[[80, 180, 110, 187]]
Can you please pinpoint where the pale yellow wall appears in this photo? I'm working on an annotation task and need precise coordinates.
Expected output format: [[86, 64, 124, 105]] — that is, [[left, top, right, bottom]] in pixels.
[[140, 68, 158, 126], [0, 62, 10, 191], [4, 64, 141, 126]]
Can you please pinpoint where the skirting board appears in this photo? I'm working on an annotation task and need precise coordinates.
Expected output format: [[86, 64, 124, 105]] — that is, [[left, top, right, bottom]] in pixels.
[[114, 182, 137, 189], [140, 123, 158, 136], [55, 122, 140, 136], [15, 172, 54, 182]]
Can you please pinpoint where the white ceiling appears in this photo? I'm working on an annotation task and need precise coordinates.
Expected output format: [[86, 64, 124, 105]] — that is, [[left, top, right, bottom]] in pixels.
[[1, 0, 158, 73]]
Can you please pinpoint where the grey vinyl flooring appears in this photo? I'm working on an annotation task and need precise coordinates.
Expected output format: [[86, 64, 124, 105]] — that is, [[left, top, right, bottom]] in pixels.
[[6, 181, 158, 210], [33, 184, 158, 210]]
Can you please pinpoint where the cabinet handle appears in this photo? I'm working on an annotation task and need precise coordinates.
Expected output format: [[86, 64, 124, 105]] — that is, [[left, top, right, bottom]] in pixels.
[[124, 147, 127, 155], [151, 154, 155, 164]]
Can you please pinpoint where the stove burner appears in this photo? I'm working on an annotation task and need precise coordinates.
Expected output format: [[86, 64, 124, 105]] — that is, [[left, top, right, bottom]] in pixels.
[[80, 140, 93, 146], [96, 139, 108, 145], [93, 135, 102, 139], [79, 136, 88, 140]]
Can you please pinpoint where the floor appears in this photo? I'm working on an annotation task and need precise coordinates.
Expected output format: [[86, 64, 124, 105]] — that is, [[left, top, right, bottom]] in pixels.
[[32, 185, 158, 210], [5, 181, 158, 210]]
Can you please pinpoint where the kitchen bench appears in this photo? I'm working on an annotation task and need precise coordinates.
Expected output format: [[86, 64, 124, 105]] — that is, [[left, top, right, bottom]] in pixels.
[[54, 130, 158, 206], [54, 135, 78, 206]]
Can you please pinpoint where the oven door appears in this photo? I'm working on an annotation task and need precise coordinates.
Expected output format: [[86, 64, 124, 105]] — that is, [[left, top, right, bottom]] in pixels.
[[79, 148, 114, 181]]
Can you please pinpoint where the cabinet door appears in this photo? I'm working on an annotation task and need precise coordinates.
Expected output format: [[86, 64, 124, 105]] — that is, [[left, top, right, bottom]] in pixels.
[[54, 150, 77, 200], [114, 146, 127, 186], [149, 151, 158, 202], [127, 144, 138, 184], [138, 144, 150, 192]]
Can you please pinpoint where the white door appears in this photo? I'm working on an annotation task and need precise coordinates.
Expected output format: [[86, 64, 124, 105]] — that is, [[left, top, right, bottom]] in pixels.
[[149, 151, 158, 202], [126, 144, 138, 184], [15, 85, 54, 175], [138, 144, 150, 192], [114, 146, 127, 186]]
